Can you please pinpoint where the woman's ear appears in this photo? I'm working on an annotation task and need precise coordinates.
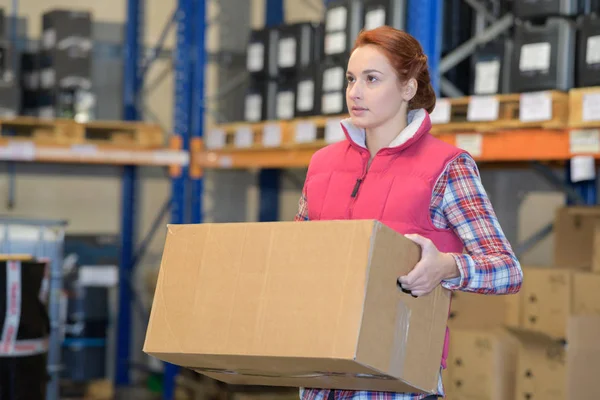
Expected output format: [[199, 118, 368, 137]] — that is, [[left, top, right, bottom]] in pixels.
[[402, 78, 418, 102]]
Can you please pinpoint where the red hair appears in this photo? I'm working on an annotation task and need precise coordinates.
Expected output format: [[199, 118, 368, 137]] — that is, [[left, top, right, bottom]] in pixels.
[[352, 26, 436, 113]]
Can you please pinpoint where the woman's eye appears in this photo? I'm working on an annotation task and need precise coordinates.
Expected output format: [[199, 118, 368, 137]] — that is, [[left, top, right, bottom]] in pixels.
[[346, 76, 355, 83], [367, 75, 377, 82]]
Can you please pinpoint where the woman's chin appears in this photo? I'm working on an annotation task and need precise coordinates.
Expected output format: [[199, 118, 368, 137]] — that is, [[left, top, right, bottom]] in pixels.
[[350, 115, 370, 129]]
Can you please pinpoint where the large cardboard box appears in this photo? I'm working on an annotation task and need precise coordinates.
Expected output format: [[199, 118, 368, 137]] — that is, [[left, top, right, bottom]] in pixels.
[[515, 334, 566, 400], [144, 220, 451, 395], [444, 329, 518, 400], [521, 267, 572, 338], [554, 206, 600, 272], [512, 267, 600, 339], [566, 316, 600, 400], [447, 292, 512, 330]]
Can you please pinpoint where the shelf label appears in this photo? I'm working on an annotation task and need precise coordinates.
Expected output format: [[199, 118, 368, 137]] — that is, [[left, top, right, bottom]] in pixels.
[[234, 126, 254, 149], [295, 121, 317, 143], [570, 129, 600, 154], [520, 91, 552, 122], [571, 156, 596, 183], [325, 118, 345, 143], [456, 133, 483, 157], [206, 129, 226, 150], [263, 123, 282, 147], [218, 156, 233, 168], [430, 99, 451, 124], [152, 151, 190, 166], [70, 144, 98, 154], [467, 96, 499, 122], [582, 93, 600, 122], [6, 141, 35, 161]]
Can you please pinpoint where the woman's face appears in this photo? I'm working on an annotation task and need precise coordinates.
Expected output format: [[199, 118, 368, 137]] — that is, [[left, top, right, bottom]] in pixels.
[[346, 45, 414, 129]]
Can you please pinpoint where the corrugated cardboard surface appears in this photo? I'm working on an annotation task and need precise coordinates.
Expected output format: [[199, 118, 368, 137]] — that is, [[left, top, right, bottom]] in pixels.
[[567, 316, 600, 400], [521, 267, 572, 339], [510, 267, 600, 339], [553, 206, 600, 272], [445, 329, 518, 400], [144, 220, 451, 394], [573, 272, 600, 315], [515, 335, 566, 400], [447, 292, 510, 330]]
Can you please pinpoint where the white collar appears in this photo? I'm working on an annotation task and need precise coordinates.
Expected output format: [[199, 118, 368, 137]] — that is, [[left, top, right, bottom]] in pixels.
[[340, 109, 428, 149]]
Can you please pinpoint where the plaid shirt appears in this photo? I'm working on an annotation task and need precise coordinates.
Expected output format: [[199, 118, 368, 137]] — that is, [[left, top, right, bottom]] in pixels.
[[294, 152, 522, 400]]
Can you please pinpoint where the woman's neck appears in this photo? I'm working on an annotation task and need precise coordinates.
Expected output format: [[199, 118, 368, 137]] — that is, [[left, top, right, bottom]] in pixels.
[[365, 111, 408, 158]]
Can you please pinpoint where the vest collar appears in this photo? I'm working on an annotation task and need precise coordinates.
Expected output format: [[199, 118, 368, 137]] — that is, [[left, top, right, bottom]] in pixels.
[[340, 108, 432, 154]]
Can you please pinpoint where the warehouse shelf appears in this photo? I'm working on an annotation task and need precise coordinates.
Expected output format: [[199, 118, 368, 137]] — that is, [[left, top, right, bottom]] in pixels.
[[198, 85, 600, 169], [0, 139, 189, 166], [569, 86, 600, 128], [429, 90, 570, 133], [0, 117, 165, 149], [198, 127, 600, 169]]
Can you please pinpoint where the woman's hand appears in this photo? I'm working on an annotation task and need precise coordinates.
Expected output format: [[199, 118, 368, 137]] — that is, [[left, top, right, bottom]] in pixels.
[[397, 234, 461, 297]]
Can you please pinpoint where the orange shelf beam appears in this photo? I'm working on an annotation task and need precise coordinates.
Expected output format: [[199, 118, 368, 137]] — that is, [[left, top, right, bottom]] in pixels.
[[197, 128, 600, 169]]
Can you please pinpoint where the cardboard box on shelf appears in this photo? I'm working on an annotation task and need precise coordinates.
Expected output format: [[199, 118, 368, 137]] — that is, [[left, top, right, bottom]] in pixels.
[[144, 220, 451, 396], [511, 267, 600, 339], [515, 334, 566, 400], [444, 329, 519, 400], [521, 267, 572, 339], [553, 206, 600, 273], [447, 291, 515, 331], [566, 315, 600, 400]]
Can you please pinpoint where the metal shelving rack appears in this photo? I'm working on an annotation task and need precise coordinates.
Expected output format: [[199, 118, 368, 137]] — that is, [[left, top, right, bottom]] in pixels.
[[120, 0, 599, 400], [116, 0, 205, 399]]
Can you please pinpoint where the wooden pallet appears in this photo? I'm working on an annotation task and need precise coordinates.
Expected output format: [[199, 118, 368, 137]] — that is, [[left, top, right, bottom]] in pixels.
[[430, 91, 569, 134], [205, 120, 293, 150], [569, 87, 600, 128], [0, 117, 79, 144], [73, 120, 164, 148]]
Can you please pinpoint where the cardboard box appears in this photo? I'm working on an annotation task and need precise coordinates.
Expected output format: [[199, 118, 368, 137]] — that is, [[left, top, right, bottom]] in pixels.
[[572, 272, 600, 315], [445, 329, 518, 400], [553, 206, 600, 272], [512, 267, 600, 339], [515, 334, 566, 400], [447, 292, 512, 330], [521, 267, 572, 339], [144, 220, 451, 395], [566, 316, 600, 400]]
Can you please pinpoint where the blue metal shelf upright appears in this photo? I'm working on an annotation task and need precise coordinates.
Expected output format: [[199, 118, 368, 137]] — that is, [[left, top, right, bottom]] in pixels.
[[117, 0, 206, 399]]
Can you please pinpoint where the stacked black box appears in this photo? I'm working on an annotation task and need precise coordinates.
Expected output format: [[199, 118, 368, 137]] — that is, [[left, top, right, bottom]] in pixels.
[[511, 18, 577, 92], [470, 39, 513, 95], [576, 8, 600, 87], [244, 28, 278, 122], [362, 0, 407, 31], [320, 60, 348, 116], [513, 0, 583, 19], [317, 0, 364, 116], [20, 52, 40, 116], [277, 22, 322, 119], [0, 43, 21, 117], [38, 9, 93, 119], [0, 9, 20, 117], [244, 22, 323, 122]]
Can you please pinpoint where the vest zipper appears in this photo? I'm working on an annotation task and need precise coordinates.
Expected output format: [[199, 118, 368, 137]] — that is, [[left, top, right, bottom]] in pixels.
[[351, 179, 363, 197], [348, 154, 371, 218]]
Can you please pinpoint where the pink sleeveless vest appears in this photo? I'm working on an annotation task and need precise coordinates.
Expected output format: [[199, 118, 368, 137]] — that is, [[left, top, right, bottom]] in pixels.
[[304, 112, 465, 370]]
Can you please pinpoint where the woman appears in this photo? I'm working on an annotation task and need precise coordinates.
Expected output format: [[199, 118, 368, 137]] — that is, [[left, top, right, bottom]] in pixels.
[[294, 26, 523, 400]]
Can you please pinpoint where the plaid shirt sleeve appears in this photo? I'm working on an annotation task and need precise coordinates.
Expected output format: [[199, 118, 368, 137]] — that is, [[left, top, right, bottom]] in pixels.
[[294, 186, 310, 221], [432, 153, 523, 295]]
